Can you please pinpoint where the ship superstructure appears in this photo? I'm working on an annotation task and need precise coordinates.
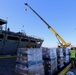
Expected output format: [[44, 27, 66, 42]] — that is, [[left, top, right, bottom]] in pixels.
[[0, 18, 43, 55]]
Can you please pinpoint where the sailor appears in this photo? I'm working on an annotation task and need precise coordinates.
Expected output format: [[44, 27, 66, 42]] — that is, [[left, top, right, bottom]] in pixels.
[[70, 48, 76, 68], [7, 28, 10, 31]]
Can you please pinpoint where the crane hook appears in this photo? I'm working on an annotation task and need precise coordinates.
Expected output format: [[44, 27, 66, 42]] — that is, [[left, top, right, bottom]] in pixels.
[[25, 3, 28, 6], [25, 8, 27, 11], [25, 3, 28, 11]]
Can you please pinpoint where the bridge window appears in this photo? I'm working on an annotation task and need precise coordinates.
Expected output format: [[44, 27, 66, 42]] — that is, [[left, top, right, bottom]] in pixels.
[[30, 40, 36, 43], [0, 34, 4, 38], [21, 38, 29, 42], [7, 36, 19, 40]]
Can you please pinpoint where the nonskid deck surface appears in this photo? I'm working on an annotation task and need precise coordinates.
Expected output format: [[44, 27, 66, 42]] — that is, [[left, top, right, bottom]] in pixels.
[[0, 58, 16, 75]]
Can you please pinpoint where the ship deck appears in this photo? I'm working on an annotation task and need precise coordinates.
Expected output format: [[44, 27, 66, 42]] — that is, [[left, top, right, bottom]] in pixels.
[[0, 57, 16, 75]]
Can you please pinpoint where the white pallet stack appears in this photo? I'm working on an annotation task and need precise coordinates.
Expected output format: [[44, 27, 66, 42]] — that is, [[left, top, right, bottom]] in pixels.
[[15, 48, 44, 75]]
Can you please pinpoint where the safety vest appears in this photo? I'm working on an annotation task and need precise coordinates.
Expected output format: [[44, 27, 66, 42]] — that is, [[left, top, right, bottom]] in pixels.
[[70, 50, 75, 58]]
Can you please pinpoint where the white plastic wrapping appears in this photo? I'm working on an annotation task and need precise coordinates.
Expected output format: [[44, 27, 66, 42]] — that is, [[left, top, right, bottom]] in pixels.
[[15, 48, 44, 75]]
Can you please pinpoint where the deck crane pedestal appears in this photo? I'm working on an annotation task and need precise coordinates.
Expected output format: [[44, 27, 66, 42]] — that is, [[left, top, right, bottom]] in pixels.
[[25, 3, 71, 48]]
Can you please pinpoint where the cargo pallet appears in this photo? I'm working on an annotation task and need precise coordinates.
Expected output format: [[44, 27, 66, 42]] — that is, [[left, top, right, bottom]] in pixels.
[[0, 55, 72, 75]]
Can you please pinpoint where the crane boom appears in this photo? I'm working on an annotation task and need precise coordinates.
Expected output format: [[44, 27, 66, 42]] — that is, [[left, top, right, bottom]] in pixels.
[[25, 3, 71, 47]]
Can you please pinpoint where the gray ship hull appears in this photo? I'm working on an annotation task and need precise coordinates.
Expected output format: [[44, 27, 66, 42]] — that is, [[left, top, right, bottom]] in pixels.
[[0, 30, 43, 55]]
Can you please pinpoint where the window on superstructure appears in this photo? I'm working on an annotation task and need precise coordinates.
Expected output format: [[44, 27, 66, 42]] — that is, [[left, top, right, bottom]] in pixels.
[[30, 40, 36, 43], [21, 38, 29, 42], [7, 36, 19, 40], [0, 34, 4, 38]]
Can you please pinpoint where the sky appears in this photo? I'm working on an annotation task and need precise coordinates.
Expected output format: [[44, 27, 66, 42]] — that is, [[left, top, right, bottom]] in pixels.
[[0, 0, 76, 47]]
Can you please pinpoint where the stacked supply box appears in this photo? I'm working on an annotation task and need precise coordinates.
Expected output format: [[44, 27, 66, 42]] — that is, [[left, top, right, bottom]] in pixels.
[[56, 48, 64, 69], [64, 55, 70, 64], [63, 48, 70, 65], [15, 48, 44, 75], [63, 47, 69, 56], [42, 47, 57, 75]]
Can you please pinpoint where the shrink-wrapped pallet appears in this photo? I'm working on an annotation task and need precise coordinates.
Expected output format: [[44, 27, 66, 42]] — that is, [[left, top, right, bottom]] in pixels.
[[64, 55, 70, 64], [17, 48, 42, 62], [63, 48, 69, 55], [15, 48, 44, 75], [43, 58, 57, 75], [58, 57, 64, 68], [42, 47, 57, 75], [15, 63, 44, 75], [56, 48, 64, 58], [42, 47, 57, 60]]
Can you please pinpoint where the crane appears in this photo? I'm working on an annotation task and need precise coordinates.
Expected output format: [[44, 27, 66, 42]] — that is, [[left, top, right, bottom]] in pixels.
[[24, 3, 71, 48]]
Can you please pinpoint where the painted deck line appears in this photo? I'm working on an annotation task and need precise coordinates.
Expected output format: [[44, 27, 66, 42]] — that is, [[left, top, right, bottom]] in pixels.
[[58, 64, 71, 75], [0, 55, 17, 59]]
